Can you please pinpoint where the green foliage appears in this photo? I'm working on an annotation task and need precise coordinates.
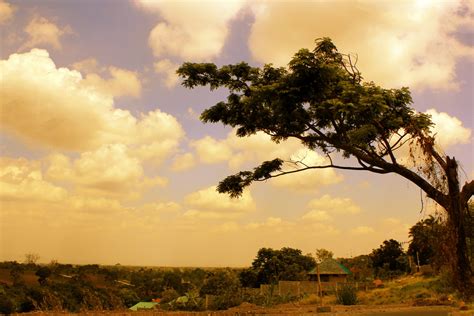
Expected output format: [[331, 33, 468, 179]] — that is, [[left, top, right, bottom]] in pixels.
[[35, 266, 52, 285], [160, 288, 180, 304], [371, 239, 408, 277], [0, 294, 14, 315], [241, 247, 316, 287], [408, 215, 446, 268], [177, 37, 433, 198], [336, 284, 358, 305], [315, 248, 334, 262], [200, 269, 240, 296]]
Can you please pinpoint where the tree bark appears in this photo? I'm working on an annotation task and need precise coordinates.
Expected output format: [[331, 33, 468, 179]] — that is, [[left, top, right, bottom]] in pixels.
[[445, 156, 473, 298]]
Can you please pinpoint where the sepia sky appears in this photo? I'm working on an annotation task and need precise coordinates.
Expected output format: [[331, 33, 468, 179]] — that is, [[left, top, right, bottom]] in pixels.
[[0, 0, 473, 267]]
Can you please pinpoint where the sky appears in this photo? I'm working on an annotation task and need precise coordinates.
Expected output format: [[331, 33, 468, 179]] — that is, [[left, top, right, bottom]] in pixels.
[[0, 0, 473, 267]]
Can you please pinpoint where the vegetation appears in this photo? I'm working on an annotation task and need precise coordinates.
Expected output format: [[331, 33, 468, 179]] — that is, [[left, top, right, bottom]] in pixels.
[[336, 284, 358, 305], [408, 216, 446, 269], [177, 37, 473, 296], [371, 239, 409, 278], [239, 247, 316, 287]]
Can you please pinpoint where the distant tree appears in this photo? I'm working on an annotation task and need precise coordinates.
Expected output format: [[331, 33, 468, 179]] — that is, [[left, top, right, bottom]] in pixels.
[[371, 239, 408, 276], [408, 215, 446, 268], [24, 253, 40, 265], [178, 37, 473, 296], [240, 247, 316, 287], [162, 270, 184, 294], [315, 248, 334, 262], [0, 294, 14, 315], [339, 255, 372, 281], [36, 266, 52, 285], [199, 270, 240, 296], [9, 262, 25, 286]]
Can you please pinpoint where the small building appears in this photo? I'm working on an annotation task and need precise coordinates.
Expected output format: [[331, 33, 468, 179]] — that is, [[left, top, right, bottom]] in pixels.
[[308, 258, 351, 282], [129, 302, 158, 311]]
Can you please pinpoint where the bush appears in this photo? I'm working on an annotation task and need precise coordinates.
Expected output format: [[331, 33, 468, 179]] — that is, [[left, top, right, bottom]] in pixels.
[[0, 294, 14, 315], [212, 292, 242, 310], [336, 284, 357, 305], [160, 288, 179, 304]]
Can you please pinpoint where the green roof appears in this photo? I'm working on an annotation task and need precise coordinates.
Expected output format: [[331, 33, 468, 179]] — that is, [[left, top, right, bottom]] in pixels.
[[129, 302, 158, 311], [308, 258, 351, 275]]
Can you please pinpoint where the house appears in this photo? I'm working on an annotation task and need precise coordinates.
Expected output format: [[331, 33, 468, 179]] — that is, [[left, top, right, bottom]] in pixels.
[[129, 302, 158, 311], [308, 258, 351, 282]]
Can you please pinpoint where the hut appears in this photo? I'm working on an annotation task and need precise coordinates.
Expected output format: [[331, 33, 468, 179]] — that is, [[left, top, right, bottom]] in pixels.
[[308, 258, 351, 282]]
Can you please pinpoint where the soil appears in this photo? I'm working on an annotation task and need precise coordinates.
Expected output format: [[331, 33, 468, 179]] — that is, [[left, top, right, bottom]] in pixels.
[[20, 304, 468, 316]]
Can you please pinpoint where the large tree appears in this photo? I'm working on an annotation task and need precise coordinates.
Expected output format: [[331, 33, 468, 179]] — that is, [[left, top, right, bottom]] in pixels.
[[407, 215, 446, 268], [177, 38, 473, 296], [240, 247, 316, 287]]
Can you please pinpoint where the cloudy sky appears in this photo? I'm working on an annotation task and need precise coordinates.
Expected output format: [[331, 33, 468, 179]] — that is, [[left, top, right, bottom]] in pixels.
[[0, 0, 472, 266]]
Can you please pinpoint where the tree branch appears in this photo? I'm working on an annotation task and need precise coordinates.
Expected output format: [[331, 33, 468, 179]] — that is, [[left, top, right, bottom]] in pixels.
[[460, 180, 474, 206]]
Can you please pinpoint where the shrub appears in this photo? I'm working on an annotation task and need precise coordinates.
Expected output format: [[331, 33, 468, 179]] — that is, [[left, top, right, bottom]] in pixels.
[[0, 294, 14, 315], [160, 288, 179, 304], [336, 284, 357, 305]]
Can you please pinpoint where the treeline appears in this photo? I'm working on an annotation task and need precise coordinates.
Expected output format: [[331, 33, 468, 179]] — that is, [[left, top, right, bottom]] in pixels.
[[2, 211, 472, 314]]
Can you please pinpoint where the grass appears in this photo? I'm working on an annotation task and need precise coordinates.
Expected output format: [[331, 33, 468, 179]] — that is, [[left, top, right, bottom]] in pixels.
[[357, 275, 458, 306]]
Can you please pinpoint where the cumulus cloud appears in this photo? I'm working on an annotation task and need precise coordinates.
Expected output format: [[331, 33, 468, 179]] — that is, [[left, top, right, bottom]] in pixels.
[[190, 131, 343, 190], [351, 226, 375, 235], [21, 16, 71, 50], [171, 153, 196, 171], [191, 136, 233, 164], [0, 49, 110, 150], [392, 109, 471, 166], [154, 59, 180, 88], [135, 0, 245, 60], [81, 66, 142, 98], [301, 210, 332, 222], [0, 49, 184, 159], [301, 194, 361, 222], [46, 145, 167, 199], [183, 185, 256, 219], [248, 1, 474, 90], [0, 0, 14, 24], [272, 150, 343, 190], [307, 194, 362, 215], [0, 157, 67, 202], [427, 109, 471, 148], [138, 201, 181, 214]]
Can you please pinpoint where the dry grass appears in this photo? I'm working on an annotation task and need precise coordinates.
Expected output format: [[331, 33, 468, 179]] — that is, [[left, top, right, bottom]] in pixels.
[[357, 275, 456, 306]]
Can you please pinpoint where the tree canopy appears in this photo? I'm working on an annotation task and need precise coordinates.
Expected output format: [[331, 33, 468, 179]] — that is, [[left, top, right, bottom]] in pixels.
[[371, 239, 408, 276], [178, 38, 473, 296], [408, 215, 446, 268], [239, 247, 316, 287]]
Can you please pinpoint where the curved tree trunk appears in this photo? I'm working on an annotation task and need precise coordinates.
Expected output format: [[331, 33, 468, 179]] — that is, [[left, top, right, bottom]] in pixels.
[[445, 157, 473, 298]]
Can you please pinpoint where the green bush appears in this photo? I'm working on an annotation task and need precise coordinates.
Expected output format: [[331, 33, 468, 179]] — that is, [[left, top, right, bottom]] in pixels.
[[336, 284, 357, 305], [0, 294, 14, 315]]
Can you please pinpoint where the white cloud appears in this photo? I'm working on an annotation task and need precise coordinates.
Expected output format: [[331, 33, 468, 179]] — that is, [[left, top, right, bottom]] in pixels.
[[171, 153, 196, 171], [183, 185, 255, 219], [0, 157, 67, 202], [154, 59, 180, 88], [81, 66, 142, 98], [248, 1, 474, 90], [272, 150, 343, 191], [427, 109, 471, 148], [351, 226, 375, 235], [46, 145, 168, 199], [307, 194, 361, 215], [191, 136, 233, 164], [0, 50, 184, 160], [190, 131, 343, 191], [301, 210, 332, 222], [135, 0, 245, 60], [0, 0, 14, 24], [21, 16, 71, 50]]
